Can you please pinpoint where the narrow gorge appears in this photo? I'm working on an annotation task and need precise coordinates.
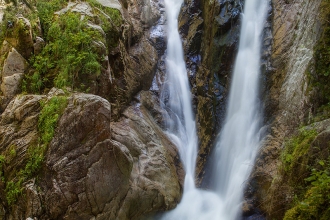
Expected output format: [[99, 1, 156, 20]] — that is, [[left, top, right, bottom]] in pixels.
[[0, 0, 329, 219]]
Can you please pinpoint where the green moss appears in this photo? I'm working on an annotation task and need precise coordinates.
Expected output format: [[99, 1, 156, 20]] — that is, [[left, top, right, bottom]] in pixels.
[[284, 160, 330, 220], [38, 96, 68, 145], [5, 179, 23, 206], [280, 124, 330, 219], [283, 4, 330, 215], [21, 144, 46, 178], [36, 0, 69, 36], [1, 0, 124, 94], [281, 128, 317, 177], [21, 0, 123, 93], [86, 0, 123, 26], [86, 0, 123, 48], [25, 10, 102, 93], [309, 0, 330, 108], [1, 95, 67, 206]]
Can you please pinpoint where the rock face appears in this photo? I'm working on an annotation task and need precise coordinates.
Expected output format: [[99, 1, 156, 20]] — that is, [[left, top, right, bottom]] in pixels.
[[41, 93, 181, 220], [246, 0, 323, 218], [0, 0, 182, 219], [0, 94, 44, 219], [0, 91, 182, 219], [6, 16, 34, 60], [1, 47, 28, 98], [0, 42, 29, 111], [111, 91, 183, 219], [109, 0, 163, 120], [178, 0, 243, 183]]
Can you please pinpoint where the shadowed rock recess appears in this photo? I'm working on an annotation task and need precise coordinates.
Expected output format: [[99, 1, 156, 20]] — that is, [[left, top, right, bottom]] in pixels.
[[1, 0, 330, 219]]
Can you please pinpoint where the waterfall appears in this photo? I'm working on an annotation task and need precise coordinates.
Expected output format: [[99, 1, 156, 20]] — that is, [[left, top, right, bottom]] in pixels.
[[160, 0, 197, 191], [161, 0, 268, 219], [211, 0, 268, 218]]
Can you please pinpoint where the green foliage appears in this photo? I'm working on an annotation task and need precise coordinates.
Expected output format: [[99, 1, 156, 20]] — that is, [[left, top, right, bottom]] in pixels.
[[38, 96, 68, 145], [281, 123, 330, 219], [36, 0, 68, 36], [25, 10, 102, 92], [5, 180, 23, 206], [0, 155, 5, 164], [284, 160, 330, 220], [86, 0, 122, 26], [86, 0, 123, 46], [309, 0, 330, 108], [281, 128, 317, 176], [12, 0, 124, 93], [5, 0, 18, 6], [21, 144, 46, 178], [0, 7, 18, 44], [0, 2, 39, 64]]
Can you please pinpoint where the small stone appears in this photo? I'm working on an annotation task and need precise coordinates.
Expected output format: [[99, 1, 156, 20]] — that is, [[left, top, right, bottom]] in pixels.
[[33, 37, 45, 55]]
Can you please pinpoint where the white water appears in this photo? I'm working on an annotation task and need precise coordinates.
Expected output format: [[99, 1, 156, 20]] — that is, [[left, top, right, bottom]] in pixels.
[[161, 0, 268, 219], [160, 0, 197, 192]]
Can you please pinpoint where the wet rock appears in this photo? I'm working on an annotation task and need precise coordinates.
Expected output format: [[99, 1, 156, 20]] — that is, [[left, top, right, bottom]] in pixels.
[[109, 38, 158, 119], [140, 0, 160, 27], [180, 0, 243, 183], [112, 103, 183, 219], [102, 0, 166, 120]]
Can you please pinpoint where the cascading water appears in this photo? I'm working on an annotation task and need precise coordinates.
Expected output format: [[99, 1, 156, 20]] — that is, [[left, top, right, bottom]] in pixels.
[[160, 0, 197, 191], [161, 0, 268, 219], [211, 0, 269, 218]]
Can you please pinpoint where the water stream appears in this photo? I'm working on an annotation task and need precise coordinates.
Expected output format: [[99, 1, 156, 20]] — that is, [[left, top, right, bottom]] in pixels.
[[161, 0, 268, 219], [160, 0, 197, 192]]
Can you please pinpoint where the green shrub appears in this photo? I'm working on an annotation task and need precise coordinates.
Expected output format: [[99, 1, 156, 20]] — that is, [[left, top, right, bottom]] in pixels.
[[5, 180, 23, 206], [38, 96, 68, 145], [14, 0, 124, 93], [281, 128, 317, 177], [284, 160, 330, 220], [22, 144, 46, 178], [309, 0, 330, 108], [25, 11, 102, 93], [36, 0, 68, 36]]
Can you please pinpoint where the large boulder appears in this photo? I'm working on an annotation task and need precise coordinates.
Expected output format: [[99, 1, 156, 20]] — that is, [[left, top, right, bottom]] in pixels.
[[0, 91, 182, 219], [0, 48, 28, 99]]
